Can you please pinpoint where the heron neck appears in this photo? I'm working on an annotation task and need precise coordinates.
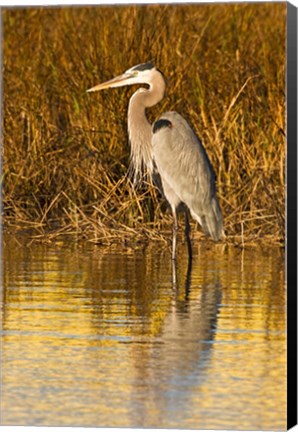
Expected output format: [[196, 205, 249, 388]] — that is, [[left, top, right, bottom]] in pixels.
[[127, 73, 166, 181]]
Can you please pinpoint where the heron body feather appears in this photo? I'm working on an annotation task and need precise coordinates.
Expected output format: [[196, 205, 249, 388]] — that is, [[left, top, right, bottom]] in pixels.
[[152, 111, 223, 241]]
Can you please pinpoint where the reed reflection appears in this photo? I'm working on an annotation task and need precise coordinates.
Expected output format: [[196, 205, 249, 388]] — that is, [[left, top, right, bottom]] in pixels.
[[2, 235, 285, 429]]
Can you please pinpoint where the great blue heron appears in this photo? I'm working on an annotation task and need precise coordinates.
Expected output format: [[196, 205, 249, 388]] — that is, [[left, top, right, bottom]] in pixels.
[[87, 62, 224, 260]]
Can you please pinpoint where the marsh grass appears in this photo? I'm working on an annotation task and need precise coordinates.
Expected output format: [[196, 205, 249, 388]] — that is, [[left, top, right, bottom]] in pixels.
[[3, 3, 286, 245]]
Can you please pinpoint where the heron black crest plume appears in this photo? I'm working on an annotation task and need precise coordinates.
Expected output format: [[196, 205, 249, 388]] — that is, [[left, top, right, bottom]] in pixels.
[[130, 62, 155, 72]]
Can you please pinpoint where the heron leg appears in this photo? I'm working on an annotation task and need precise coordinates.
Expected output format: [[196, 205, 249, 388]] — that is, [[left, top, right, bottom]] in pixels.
[[171, 258, 177, 289], [184, 210, 193, 261], [172, 209, 178, 261]]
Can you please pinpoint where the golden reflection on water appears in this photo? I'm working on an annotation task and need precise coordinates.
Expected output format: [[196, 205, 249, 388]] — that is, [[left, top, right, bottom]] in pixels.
[[1, 235, 286, 429]]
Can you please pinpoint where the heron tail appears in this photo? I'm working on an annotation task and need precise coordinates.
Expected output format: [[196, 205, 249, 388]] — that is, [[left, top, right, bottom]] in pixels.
[[191, 197, 224, 241]]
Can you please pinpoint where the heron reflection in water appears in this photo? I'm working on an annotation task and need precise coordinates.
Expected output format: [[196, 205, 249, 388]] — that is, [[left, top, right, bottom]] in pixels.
[[88, 62, 224, 260]]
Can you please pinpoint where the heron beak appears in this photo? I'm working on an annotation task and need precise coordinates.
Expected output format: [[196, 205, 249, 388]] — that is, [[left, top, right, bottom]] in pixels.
[[87, 72, 135, 92]]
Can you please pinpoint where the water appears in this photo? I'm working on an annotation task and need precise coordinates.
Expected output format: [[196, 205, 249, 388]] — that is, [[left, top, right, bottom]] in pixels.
[[1, 233, 286, 429]]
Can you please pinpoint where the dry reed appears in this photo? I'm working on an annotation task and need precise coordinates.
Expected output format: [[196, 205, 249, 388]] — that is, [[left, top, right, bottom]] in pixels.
[[2, 3, 286, 246]]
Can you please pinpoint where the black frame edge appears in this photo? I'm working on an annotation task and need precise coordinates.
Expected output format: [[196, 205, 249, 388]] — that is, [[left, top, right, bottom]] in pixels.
[[287, 2, 298, 430]]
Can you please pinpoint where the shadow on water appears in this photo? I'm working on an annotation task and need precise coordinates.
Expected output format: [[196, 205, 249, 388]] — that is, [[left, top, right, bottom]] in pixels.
[[129, 256, 223, 427]]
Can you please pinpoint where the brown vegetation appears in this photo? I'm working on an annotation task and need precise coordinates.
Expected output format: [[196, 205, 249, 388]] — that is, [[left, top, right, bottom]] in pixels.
[[3, 3, 286, 245]]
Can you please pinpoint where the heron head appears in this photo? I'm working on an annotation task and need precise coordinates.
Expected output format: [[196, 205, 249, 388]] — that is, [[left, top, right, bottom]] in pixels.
[[87, 62, 157, 92]]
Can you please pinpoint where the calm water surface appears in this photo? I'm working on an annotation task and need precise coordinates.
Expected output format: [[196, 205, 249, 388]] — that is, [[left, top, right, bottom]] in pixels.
[[1, 233, 286, 429]]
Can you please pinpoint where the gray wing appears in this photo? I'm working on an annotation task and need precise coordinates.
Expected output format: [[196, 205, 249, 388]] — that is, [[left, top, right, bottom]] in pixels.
[[152, 111, 223, 241]]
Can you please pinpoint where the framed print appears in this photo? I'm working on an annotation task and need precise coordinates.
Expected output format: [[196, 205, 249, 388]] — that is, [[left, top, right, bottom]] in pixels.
[[1, 1, 297, 430]]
